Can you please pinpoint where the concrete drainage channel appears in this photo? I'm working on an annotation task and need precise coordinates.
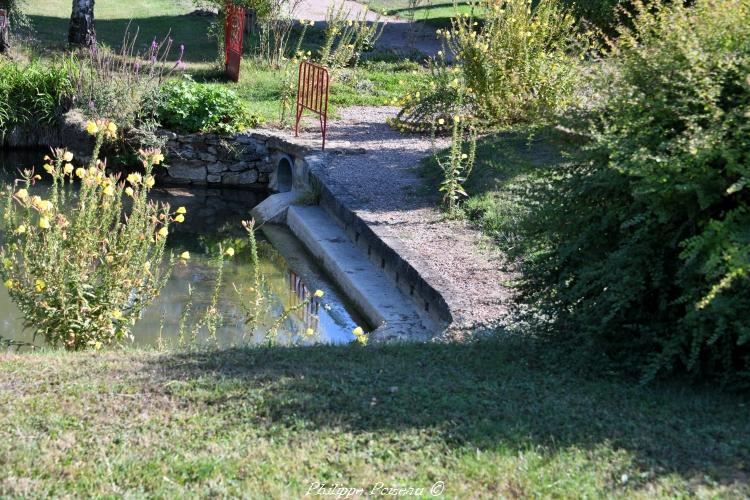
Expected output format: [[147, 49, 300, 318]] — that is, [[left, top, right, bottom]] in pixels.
[[251, 141, 451, 342]]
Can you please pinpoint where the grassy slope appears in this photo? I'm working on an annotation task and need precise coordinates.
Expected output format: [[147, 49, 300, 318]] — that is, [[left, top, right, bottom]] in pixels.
[[418, 126, 574, 244], [1, 339, 749, 497], [21, 0, 427, 124]]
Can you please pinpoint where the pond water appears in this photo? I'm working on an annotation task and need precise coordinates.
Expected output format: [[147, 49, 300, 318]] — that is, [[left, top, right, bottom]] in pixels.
[[0, 150, 363, 349]]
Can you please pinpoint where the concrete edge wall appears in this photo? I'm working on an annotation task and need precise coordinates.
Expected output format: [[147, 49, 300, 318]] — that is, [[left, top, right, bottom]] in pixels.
[[302, 155, 453, 329]]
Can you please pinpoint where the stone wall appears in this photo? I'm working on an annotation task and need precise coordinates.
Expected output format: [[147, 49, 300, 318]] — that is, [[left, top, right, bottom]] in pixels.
[[160, 131, 277, 187]]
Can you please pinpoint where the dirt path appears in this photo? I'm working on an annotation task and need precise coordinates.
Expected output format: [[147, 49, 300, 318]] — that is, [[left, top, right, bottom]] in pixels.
[[279, 106, 513, 334], [295, 0, 443, 59]]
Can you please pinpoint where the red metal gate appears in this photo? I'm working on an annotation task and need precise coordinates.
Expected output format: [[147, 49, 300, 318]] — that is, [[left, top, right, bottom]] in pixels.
[[224, 3, 246, 82], [295, 61, 330, 150]]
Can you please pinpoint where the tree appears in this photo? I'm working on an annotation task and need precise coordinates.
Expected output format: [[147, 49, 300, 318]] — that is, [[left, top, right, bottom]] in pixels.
[[69, 0, 95, 48], [0, 0, 13, 53]]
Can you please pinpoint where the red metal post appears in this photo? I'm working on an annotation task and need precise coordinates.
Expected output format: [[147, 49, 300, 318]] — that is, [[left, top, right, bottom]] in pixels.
[[295, 61, 330, 150], [224, 3, 246, 82]]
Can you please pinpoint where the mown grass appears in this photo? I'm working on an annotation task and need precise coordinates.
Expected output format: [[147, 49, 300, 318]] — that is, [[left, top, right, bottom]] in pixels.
[[418, 126, 574, 245], [1, 338, 748, 497]]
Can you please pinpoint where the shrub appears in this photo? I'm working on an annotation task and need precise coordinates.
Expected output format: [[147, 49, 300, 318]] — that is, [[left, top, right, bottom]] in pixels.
[[0, 122, 184, 350], [0, 60, 73, 138], [506, 0, 750, 384], [394, 0, 586, 130], [157, 77, 262, 134]]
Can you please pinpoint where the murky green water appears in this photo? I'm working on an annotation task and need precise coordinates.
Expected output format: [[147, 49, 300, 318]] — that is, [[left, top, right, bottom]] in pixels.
[[0, 150, 361, 349]]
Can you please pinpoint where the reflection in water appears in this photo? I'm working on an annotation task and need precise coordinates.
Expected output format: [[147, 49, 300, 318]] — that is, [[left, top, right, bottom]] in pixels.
[[0, 150, 360, 349]]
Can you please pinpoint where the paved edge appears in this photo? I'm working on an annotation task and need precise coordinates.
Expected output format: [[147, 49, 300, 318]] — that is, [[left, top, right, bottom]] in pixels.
[[286, 205, 434, 341]]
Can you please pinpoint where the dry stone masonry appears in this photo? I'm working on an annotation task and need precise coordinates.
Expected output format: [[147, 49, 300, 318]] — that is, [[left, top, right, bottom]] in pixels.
[[161, 131, 278, 187]]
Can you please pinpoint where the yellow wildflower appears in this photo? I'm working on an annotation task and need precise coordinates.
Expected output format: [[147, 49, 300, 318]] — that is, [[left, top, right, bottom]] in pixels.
[[305, 327, 315, 336], [145, 176, 155, 188], [63, 151, 74, 162], [75, 167, 85, 178], [38, 216, 51, 229], [44, 164, 54, 174], [16, 224, 26, 234], [35, 279, 46, 292], [4, 279, 14, 289], [86, 121, 99, 135], [151, 152, 164, 165], [353, 326, 364, 336], [176, 206, 187, 215], [224, 247, 235, 257], [180, 251, 190, 260], [15, 188, 28, 200], [158, 227, 168, 238], [64, 163, 74, 175], [103, 185, 115, 196], [125, 187, 134, 197], [314, 289, 325, 298], [174, 214, 185, 223], [438, 118, 445, 125], [126, 173, 142, 185]]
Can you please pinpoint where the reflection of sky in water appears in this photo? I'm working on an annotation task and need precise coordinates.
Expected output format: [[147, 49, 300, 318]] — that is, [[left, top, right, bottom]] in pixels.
[[0, 150, 359, 349]]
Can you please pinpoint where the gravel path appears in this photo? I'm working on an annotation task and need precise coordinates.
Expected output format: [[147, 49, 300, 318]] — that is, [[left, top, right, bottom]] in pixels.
[[283, 106, 513, 333], [296, 0, 443, 59]]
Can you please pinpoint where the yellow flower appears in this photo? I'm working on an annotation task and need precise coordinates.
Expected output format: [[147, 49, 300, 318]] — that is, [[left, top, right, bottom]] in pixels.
[[86, 121, 99, 135], [352, 326, 364, 336], [180, 251, 190, 260], [314, 289, 325, 298], [102, 185, 115, 196], [63, 151, 74, 162], [38, 216, 51, 229], [174, 214, 185, 223], [105, 254, 114, 264], [4, 279, 14, 289], [158, 227, 168, 238], [16, 224, 26, 234], [34, 279, 46, 292], [125, 187, 134, 197], [2, 258, 12, 269], [126, 173, 142, 185], [438, 118, 445, 125], [111, 309, 123, 320], [461, 153, 468, 160], [151, 152, 164, 165], [176, 206, 187, 215], [145, 176, 155, 188], [75, 167, 85, 178], [453, 115, 460, 123], [224, 247, 235, 257], [44, 164, 54, 174], [64, 163, 74, 175], [107, 122, 117, 134], [305, 327, 315, 336], [15, 188, 28, 200], [143, 261, 151, 272]]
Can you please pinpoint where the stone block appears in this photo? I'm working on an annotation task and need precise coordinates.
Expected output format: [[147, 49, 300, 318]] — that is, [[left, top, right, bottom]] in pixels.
[[222, 169, 259, 185]]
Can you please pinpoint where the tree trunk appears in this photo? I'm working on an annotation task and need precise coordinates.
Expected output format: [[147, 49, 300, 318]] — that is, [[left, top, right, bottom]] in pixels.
[[68, 0, 95, 48], [0, 1, 10, 53]]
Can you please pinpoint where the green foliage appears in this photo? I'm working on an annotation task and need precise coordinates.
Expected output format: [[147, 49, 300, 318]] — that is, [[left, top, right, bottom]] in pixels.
[[394, 0, 586, 130], [435, 115, 477, 214], [319, 3, 385, 72], [157, 77, 262, 134], [505, 0, 750, 384], [0, 60, 73, 137], [0, 125, 179, 350]]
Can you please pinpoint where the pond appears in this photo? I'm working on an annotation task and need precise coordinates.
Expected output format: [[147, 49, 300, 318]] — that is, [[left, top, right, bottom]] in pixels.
[[0, 150, 363, 349]]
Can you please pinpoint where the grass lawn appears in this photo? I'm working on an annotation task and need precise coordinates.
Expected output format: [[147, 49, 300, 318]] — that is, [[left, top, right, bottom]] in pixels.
[[418, 126, 575, 245], [2, 338, 749, 497], [20, 0, 427, 125]]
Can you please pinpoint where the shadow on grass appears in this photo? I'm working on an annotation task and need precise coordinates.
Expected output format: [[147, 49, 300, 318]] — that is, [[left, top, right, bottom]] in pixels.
[[150, 336, 750, 485], [27, 14, 216, 63]]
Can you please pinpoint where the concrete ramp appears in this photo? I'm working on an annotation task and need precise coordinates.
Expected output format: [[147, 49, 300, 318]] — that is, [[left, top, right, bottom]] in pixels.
[[286, 205, 435, 341]]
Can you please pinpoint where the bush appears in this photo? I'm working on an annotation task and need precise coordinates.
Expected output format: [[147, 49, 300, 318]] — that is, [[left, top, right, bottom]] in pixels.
[[395, 0, 586, 130], [0, 60, 73, 137], [0, 122, 184, 350], [506, 0, 750, 384], [157, 77, 262, 134]]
